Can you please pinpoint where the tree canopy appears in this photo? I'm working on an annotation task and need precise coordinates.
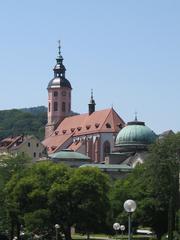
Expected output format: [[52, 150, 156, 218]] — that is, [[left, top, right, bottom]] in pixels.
[[0, 133, 179, 240], [3, 162, 111, 240], [0, 106, 47, 140], [110, 133, 180, 239]]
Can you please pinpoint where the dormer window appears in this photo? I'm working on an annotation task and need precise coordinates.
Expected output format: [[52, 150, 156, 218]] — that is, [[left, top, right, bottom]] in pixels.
[[71, 128, 75, 133], [77, 127, 82, 131], [55, 131, 59, 136], [95, 123, 100, 128], [106, 123, 111, 128], [86, 125, 91, 130], [62, 130, 67, 134], [51, 146, 57, 151], [118, 123, 123, 129]]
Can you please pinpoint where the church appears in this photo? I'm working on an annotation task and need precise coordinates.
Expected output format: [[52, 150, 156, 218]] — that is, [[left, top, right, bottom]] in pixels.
[[43, 43, 125, 163], [43, 43, 159, 167]]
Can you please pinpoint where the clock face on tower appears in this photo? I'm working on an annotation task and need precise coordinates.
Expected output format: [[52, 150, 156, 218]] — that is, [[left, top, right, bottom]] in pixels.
[[62, 91, 66, 96]]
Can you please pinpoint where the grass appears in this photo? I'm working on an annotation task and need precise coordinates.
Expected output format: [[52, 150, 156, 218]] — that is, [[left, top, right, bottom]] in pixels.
[[72, 233, 156, 240]]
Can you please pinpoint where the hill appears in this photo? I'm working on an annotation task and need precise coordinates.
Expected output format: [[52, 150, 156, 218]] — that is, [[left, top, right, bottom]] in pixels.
[[0, 106, 47, 140]]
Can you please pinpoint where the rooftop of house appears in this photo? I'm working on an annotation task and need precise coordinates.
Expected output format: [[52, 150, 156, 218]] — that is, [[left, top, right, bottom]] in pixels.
[[0, 135, 43, 151], [0, 135, 25, 150]]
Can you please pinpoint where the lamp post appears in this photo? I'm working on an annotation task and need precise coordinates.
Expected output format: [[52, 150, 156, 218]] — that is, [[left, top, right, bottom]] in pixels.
[[113, 222, 120, 240], [55, 224, 60, 240], [124, 199, 136, 240], [120, 225, 125, 239]]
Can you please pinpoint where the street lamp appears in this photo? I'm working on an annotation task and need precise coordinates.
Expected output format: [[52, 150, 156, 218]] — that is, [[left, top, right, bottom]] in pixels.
[[113, 222, 120, 240], [124, 199, 136, 240], [120, 225, 125, 239], [55, 224, 60, 240]]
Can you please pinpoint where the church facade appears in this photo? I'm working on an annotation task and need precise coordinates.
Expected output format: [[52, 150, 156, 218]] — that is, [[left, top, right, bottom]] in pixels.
[[43, 44, 125, 162]]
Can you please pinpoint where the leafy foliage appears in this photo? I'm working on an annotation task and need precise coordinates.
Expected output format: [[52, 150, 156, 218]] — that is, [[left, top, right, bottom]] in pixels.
[[110, 133, 180, 239], [4, 163, 111, 240], [0, 133, 179, 240], [0, 106, 47, 140], [69, 167, 111, 235], [0, 153, 31, 239]]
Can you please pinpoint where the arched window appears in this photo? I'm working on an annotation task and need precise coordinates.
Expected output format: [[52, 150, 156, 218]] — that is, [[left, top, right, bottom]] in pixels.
[[62, 102, 66, 112], [54, 102, 58, 111], [103, 141, 111, 160], [54, 91, 58, 97]]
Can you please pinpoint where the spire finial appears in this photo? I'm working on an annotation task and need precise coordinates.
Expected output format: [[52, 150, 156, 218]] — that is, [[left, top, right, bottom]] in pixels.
[[91, 89, 93, 100], [134, 111, 138, 121], [58, 40, 61, 57]]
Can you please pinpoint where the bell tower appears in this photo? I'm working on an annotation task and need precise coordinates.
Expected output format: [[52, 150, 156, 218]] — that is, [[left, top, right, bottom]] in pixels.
[[45, 41, 72, 138]]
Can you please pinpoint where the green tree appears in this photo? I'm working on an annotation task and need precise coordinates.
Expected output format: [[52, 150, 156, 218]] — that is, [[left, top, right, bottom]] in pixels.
[[69, 167, 111, 239], [0, 153, 31, 239], [110, 133, 180, 239], [145, 133, 180, 239], [5, 162, 73, 240]]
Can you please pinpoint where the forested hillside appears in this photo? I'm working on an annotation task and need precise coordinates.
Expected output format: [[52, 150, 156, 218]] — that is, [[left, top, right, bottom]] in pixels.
[[0, 106, 47, 140]]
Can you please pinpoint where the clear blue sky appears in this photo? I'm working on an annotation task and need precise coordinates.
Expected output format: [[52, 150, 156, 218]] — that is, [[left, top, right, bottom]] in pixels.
[[0, 0, 179, 134]]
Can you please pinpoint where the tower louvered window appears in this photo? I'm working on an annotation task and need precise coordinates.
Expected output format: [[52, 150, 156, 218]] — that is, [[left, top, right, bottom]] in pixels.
[[54, 102, 58, 111]]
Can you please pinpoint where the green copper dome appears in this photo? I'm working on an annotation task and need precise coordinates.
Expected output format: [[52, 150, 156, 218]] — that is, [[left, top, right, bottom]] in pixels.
[[115, 120, 157, 147]]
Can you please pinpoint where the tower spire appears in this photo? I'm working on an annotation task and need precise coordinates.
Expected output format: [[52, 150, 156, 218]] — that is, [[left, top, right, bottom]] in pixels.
[[91, 89, 93, 100], [58, 40, 62, 58], [53, 40, 66, 78], [56, 40, 63, 63], [88, 89, 96, 115]]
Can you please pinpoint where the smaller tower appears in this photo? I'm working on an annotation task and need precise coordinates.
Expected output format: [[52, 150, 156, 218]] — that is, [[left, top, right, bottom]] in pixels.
[[88, 89, 96, 115], [45, 41, 72, 138]]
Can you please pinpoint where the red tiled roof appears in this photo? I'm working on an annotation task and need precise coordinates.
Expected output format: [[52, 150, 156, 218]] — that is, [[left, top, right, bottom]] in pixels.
[[67, 141, 83, 151], [43, 108, 125, 153], [42, 133, 72, 153], [55, 108, 124, 136], [0, 135, 24, 149]]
